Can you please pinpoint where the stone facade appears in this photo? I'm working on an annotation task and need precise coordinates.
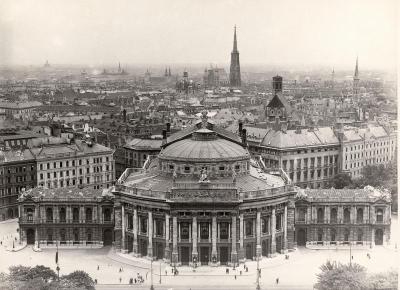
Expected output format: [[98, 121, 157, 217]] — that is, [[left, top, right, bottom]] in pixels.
[[18, 187, 115, 248], [294, 187, 391, 248]]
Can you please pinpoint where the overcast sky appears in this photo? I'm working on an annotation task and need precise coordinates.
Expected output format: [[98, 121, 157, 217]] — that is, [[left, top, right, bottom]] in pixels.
[[0, 0, 397, 70]]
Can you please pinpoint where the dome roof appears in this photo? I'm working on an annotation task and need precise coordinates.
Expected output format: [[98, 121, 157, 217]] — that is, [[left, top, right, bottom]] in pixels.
[[159, 130, 249, 162]]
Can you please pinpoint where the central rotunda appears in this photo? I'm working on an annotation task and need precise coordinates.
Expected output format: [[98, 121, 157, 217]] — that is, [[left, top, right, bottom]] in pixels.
[[113, 112, 296, 266]]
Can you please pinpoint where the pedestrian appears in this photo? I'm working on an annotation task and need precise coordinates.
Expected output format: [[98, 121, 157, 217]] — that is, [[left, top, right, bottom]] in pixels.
[[129, 278, 133, 284], [119, 277, 122, 283], [165, 270, 167, 276], [234, 275, 237, 280], [134, 278, 137, 284], [276, 278, 279, 285], [240, 271, 242, 275], [97, 265, 99, 270], [94, 279, 97, 284]]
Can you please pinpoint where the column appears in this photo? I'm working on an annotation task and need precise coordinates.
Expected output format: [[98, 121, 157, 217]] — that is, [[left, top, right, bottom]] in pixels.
[[164, 213, 170, 261], [211, 215, 217, 263], [53, 206, 58, 223], [132, 208, 138, 254], [147, 211, 153, 258], [338, 206, 343, 224], [231, 215, 237, 264], [35, 226, 39, 248], [351, 206, 356, 224], [192, 215, 198, 263], [283, 205, 288, 252], [325, 206, 330, 224], [306, 207, 311, 224], [371, 228, 375, 248], [98, 206, 102, 223], [172, 216, 178, 264], [256, 210, 262, 256], [121, 204, 127, 252], [239, 213, 244, 260], [270, 208, 276, 256]]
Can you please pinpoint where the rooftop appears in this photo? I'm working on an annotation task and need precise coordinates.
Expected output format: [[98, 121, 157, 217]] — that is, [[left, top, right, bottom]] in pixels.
[[18, 186, 114, 202]]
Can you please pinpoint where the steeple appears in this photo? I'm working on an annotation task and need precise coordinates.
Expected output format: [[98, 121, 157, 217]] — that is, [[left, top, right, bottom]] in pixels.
[[229, 25, 241, 87], [354, 56, 359, 79], [233, 25, 238, 52]]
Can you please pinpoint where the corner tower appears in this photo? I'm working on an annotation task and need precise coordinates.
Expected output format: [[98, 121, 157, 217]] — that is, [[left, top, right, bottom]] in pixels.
[[229, 26, 241, 87]]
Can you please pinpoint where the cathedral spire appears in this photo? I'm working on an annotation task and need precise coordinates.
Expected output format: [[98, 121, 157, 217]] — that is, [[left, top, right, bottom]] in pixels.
[[354, 56, 359, 79], [233, 25, 238, 52], [229, 25, 241, 87]]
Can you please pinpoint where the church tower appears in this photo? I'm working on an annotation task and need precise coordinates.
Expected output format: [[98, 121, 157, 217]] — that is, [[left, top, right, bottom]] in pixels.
[[229, 26, 241, 87], [353, 57, 359, 97]]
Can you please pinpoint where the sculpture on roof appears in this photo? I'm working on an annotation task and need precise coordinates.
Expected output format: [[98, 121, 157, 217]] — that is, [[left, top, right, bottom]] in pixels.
[[295, 187, 307, 200], [232, 167, 237, 183], [173, 169, 177, 182], [201, 110, 208, 129], [199, 167, 209, 183]]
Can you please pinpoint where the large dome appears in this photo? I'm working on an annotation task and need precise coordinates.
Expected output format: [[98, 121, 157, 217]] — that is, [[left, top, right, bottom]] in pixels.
[[159, 129, 249, 162]]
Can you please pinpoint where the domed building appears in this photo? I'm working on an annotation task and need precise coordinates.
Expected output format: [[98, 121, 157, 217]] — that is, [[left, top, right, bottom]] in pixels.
[[113, 112, 296, 266]]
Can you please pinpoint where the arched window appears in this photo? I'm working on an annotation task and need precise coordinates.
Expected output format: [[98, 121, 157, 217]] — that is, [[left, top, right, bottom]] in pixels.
[[85, 208, 92, 222], [261, 217, 268, 234], [298, 208, 306, 222], [330, 208, 337, 223], [343, 229, 350, 244], [317, 229, 323, 244], [343, 208, 351, 223], [26, 208, 34, 221], [356, 208, 363, 223], [104, 208, 112, 222], [46, 208, 53, 223], [317, 208, 324, 223], [376, 209, 383, 223], [330, 229, 336, 244], [357, 229, 363, 244], [73, 228, 79, 244], [245, 220, 253, 237], [59, 208, 66, 222], [72, 208, 79, 222]]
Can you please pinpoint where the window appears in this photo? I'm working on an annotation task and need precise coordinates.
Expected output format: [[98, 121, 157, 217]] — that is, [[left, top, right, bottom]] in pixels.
[[219, 222, 229, 239], [245, 220, 253, 237], [85, 208, 92, 222], [276, 214, 282, 230], [261, 217, 269, 233], [180, 222, 189, 239], [343, 208, 351, 223], [184, 166, 190, 173], [72, 208, 79, 222], [59, 208, 66, 222], [376, 209, 383, 223], [219, 166, 225, 171], [297, 208, 306, 222], [317, 208, 324, 223], [330, 208, 337, 223], [356, 208, 363, 223]]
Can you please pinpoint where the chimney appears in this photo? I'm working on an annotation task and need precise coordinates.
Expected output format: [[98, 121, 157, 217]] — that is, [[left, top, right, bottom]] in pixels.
[[295, 125, 302, 134], [241, 128, 247, 146], [162, 129, 167, 140], [238, 121, 243, 136], [281, 121, 288, 133], [274, 116, 281, 131], [166, 122, 171, 133]]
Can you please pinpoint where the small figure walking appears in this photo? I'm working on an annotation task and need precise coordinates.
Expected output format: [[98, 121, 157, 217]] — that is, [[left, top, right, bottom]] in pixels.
[[119, 277, 122, 283], [97, 265, 99, 270], [234, 275, 237, 280], [276, 277, 279, 285]]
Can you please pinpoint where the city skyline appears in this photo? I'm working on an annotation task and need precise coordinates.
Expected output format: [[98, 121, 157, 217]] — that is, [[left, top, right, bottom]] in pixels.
[[0, 0, 397, 70]]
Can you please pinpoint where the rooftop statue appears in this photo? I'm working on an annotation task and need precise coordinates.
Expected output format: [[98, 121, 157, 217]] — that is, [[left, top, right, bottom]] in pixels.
[[199, 167, 210, 183]]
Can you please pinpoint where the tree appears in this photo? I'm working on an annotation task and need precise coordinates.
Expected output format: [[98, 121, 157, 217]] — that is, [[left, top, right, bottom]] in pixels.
[[61, 270, 95, 290], [330, 173, 352, 189], [315, 261, 367, 290]]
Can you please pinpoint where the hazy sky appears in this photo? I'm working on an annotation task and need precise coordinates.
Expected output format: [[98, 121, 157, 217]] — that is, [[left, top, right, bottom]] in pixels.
[[0, 0, 397, 70]]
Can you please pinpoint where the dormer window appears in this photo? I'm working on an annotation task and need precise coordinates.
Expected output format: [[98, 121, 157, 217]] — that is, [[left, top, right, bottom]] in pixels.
[[184, 166, 190, 173], [219, 166, 225, 171]]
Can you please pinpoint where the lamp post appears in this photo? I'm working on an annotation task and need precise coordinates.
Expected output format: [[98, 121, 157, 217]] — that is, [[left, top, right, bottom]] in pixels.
[[256, 254, 260, 290], [349, 241, 352, 267], [150, 258, 154, 290], [159, 260, 161, 284]]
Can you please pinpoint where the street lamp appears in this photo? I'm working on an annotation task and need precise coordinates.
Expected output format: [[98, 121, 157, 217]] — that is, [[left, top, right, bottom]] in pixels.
[[150, 258, 154, 290], [159, 260, 162, 284], [256, 254, 260, 290]]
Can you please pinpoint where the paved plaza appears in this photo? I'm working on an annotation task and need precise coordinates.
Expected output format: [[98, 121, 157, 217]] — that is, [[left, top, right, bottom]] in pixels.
[[0, 217, 398, 289]]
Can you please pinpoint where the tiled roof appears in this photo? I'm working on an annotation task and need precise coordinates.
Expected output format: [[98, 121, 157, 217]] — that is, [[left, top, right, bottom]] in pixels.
[[343, 125, 389, 142], [260, 127, 339, 149], [124, 138, 163, 150]]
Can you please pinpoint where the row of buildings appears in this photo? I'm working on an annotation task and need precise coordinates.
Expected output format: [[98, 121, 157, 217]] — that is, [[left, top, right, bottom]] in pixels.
[[17, 113, 392, 267], [0, 131, 114, 221]]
